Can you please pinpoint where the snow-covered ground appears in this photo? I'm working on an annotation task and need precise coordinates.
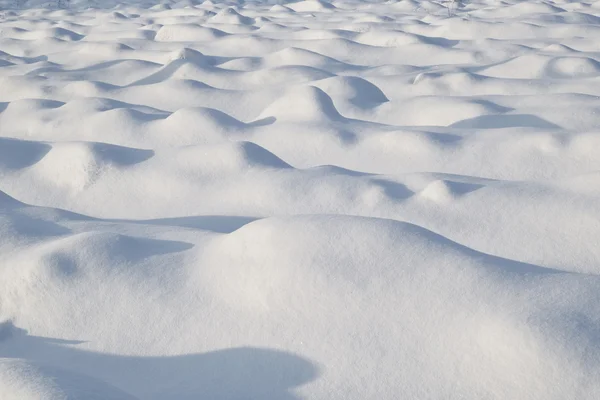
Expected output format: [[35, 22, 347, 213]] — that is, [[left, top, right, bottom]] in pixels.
[[1, 0, 600, 398]]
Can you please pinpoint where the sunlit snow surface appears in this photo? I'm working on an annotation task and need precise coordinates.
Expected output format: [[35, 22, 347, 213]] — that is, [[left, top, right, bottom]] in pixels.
[[1, 0, 600, 398]]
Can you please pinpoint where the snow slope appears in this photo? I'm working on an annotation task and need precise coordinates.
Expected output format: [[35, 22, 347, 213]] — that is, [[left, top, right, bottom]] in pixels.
[[1, 0, 600, 398]]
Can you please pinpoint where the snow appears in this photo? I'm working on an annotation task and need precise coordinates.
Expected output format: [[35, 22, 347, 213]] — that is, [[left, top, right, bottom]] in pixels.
[[1, 0, 600, 398]]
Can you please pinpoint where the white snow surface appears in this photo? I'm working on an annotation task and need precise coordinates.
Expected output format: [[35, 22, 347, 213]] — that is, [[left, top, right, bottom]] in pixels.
[[1, 0, 600, 398]]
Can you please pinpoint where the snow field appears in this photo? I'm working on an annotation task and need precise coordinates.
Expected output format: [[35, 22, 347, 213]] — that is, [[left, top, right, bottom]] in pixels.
[[1, 0, 600, 398]]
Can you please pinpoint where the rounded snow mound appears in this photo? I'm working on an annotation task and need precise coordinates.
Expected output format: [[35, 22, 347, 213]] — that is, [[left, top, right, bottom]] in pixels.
[[484, 54, 600, 79], [150, 3, 171, 10], [254, 16, 272, 25], [155, 24, 226, 42], [418, 179, 482, 203], [209, 7, 254, 25], [390, 96, 503, 127], [546, 56, 600, 78], [269, 4, 293, 12], [21, 27, 83, 42], [161, 107, 245, 135], [258, 85, 343, 122], [197, 215, 600, 399], [313, 76, 389, 107], [244, 65, 333, 87], [263, 47, 342, 68], [4, 98, 64, 114], [542, 43, 575, 53], [256, 22, 288, 32], [175, 141, 292, 171], [354, 30, 422, 47], [1, 230, 193, 297], [168, 47, 208, 64], [505, 1, 566, 15], [132, 50, 210, 86], [31, 142, 152, 192], [287, 0, 336, 12], [479, 54, 554, 79], [78, 42, 132, 56], [153, 107, 244, 145]]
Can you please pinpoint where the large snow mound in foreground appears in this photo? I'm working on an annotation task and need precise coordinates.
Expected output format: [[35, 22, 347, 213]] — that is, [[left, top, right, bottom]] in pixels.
[[1, 0, 600, 398]]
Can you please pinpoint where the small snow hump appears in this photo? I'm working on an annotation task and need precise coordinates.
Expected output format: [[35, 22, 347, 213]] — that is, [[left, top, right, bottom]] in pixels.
[[314, 76, 389, 108], [209, 7, 255, 25], [288, 0, 336, 13], [168, 47, 208, 66], [258, 85, 343, 122]]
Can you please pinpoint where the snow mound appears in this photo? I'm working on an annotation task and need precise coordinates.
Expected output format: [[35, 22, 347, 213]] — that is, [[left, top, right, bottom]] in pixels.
[[160, 107, 245, 136], [263, 47, 343, 68], [29, 142, 152, 192], [287, 0, 336, 12], [78, 42, 133, 56], [313, 76, 389, 107], [175, 141, 292, 171], [155, 24, 227, 42], [199, 215, 600, 397], [131, 51, 209, 85], [209, 7, 255, 25], [167, 47, 209, 64], [355, 30, 423, 47], [542, 43, 576, 53], [269, 4, 293, 12], [481, 54, 600, 79], [546, 56, 600, 78], [19, 27, 84, 42], [502, 1, 566, 16], [258, 85, 343, 122], [418, 179, 482, 203]]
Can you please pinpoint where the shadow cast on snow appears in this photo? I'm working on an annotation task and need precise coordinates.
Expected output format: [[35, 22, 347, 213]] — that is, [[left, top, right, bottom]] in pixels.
[[0, 322, 319, 400], [131, 215, 259, 234]]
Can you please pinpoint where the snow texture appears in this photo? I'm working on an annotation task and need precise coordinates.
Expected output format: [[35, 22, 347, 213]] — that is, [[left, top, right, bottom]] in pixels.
[[1, 0, 600, 398]]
